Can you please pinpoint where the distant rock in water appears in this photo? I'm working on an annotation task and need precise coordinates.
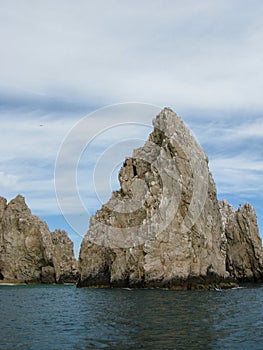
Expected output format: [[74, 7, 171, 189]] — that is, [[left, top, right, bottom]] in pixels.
[[0, 195, 78, 283], [219, 200, 263, 282], [50, 229, 79, 283], [78, 107, 263, 289]]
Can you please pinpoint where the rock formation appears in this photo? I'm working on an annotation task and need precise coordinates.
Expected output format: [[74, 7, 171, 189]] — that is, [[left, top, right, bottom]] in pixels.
[[0, 195, 78, 283], [50, 229, 79, 283], [219, 200, 263, 282], [79, 107, 258, 289]]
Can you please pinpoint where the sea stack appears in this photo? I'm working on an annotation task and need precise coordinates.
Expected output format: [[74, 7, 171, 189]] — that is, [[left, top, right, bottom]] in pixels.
[[0, 195, 78, 283], [219, 200, 263, 282], [77, 107, 263, 289]]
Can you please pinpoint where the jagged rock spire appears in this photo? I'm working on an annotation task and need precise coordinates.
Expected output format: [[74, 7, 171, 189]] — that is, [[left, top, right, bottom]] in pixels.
[[78, 108, 235, 289]]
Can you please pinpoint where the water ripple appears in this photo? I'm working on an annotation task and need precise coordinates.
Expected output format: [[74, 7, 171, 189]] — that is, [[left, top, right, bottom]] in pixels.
[[0, 285, 263, 349]]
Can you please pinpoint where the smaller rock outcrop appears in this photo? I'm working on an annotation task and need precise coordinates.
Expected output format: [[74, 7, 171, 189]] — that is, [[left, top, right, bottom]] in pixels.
[[50, 229, 79, 283], [0, 195, 78, 284], [219, 200, 263, 282]]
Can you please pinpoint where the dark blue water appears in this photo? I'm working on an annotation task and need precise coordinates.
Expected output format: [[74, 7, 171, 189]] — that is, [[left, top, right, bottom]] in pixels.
[[0, 284, 262, 349]]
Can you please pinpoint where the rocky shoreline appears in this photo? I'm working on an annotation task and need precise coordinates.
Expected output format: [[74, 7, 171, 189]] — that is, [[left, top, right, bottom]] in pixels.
[[77, 274, 239, 290]]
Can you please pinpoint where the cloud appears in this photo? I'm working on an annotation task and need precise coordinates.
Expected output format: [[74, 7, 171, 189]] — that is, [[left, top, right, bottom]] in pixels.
[[209, 155, 263, 194], [0, 172, 18, 193], [0, 108, 79, 209], [235, 119, 263, 139], [0, 112, 76, 159], [1, 1, 263, 110]]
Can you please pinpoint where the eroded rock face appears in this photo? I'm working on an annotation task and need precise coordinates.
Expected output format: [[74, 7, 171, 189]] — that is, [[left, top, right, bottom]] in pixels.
[[219, 200, 263, 282], [78, 108, 235, 289], [50, 229, 79, 283], [0, 195, 78, 283]]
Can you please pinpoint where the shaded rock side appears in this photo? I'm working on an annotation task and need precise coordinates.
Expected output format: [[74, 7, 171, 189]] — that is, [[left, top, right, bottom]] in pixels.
[[0, 195, 78, 283], [50, 229, 79, 283], [219, 200, 263, 282], [78, 108, 232, 289]]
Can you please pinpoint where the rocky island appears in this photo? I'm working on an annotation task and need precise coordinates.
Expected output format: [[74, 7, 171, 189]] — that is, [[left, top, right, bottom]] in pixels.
[[0, 195, 78, 284], [78, 107, 263, 289]]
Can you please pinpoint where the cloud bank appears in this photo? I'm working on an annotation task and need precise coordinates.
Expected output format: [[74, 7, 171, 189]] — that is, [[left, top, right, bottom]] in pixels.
[[1, 1, 263, 110]]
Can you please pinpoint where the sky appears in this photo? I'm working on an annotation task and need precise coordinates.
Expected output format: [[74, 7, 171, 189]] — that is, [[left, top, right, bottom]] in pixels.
[[0, 0, 263, 256]]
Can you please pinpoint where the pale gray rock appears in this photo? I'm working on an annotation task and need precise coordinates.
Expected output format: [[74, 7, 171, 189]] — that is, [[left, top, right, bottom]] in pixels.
[[219, 200, 263, 282], [0, 195, 78, 283], [78, 108, 235, 289]]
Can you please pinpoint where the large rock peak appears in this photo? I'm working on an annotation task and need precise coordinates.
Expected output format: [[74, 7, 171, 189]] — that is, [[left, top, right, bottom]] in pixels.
[[0, 195, 78, 283], [78, 108, 242, 289]]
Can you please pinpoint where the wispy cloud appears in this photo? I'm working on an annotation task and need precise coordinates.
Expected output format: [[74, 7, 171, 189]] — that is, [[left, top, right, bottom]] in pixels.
[[210, 155, 263, 194], [0, 108, 79, 208], [1, 1, 263, 109]]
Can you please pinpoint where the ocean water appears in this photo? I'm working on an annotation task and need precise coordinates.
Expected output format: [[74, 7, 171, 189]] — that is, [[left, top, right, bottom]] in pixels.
[[0, 284, 262, 349]]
